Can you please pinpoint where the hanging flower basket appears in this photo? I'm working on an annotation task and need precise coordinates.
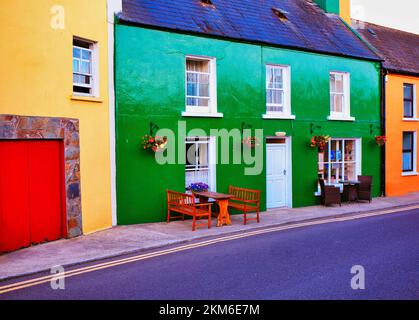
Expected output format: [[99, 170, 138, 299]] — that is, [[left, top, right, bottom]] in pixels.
[[141, 134, 168, 153], [375, 135, 386, 146], [310, 135, 330, 152], [243, 136, 261, 149]]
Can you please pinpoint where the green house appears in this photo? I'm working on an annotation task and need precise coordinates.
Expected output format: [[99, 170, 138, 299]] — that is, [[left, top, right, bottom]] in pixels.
[[115, 0, 382, 224]]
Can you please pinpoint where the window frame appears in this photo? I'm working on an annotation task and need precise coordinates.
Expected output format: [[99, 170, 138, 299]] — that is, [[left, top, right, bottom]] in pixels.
[[328, 71, 353, 121], [317, 138, 362, 186], [402, 131, 417, 174], [184, 55, 217, 116], [185, 136, 217, 192], [72, 37, 99, 97], [265, 64, 292, 117], [403, 83, 416, 119]]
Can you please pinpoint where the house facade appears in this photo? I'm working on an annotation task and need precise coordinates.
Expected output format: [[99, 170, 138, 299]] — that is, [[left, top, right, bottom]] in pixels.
[[115, 0, 382, 225], [356, 22, 419, 196], [0, 0, 121, 253]]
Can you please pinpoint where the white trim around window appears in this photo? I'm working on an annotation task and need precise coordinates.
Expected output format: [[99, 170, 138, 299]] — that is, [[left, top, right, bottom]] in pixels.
[[263, 64, 294, 119], [328, 71, 354, 121], [403, 83, 417, 120], [183, 55, 221, 118], [402, 131, 417, 176], [72, 37, 99, 97]]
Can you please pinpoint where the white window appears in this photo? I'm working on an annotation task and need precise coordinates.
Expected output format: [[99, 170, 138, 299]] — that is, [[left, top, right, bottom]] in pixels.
[[73, 37, 98, 96], [184, 56, 219, 117], [318, 139, 361, 185], [185, 137, 216, 191], [263, 65, 294, 119], [328, 72, 353, 121]]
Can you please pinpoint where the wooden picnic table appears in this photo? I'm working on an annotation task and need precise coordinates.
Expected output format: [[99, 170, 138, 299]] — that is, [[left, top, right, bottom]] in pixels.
[[194, 191, 234, 227]]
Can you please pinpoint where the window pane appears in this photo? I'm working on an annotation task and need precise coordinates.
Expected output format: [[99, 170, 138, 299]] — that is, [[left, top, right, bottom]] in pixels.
[[186, 59, 209, 73], [330, 140, 342, 163], [335, 74, 344, 93], [199, 83, 210, 97], [73, 47, 81, 59], [404, 84, 413, 100], [197, 98, 209, 107], [404, 101, 413, 117], [330, 74, 336, 92], [331, 93, 343, 113], [403, 152, 413, 171], [266, 90, 273, 104], [185, 139, 210, 189], [272, 90, 283, 105], [81, 61, 91, 74], [82, 49, 91, 61], [344, 140, 356, 161], [344, 163, 356, 181], [403, 132, 413, 150], [73, 59, 80, 72]]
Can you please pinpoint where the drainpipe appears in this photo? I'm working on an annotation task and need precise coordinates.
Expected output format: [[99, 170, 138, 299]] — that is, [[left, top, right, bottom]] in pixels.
[[380, 67, 387, 197], [107, 0, 123, 226]]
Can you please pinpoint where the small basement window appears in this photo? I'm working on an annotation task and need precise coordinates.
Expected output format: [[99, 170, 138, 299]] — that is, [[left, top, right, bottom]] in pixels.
[[73, 37, 98, 96]]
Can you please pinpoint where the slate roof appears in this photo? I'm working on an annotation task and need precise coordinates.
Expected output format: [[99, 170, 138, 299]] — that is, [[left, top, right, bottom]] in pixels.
[[119, 0, 381, 61], [354, 21, 419, 76]]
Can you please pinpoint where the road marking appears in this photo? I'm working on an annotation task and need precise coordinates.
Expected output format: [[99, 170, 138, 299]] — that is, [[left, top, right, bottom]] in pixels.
[[1, 204, 418, 295]]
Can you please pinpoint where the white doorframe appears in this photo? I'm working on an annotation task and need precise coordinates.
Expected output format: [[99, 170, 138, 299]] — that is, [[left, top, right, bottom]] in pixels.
[[266, 137, 293, 208]]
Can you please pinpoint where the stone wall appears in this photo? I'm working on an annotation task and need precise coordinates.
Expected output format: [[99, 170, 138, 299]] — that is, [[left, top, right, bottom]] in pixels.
[[0, 114, 82, 238]]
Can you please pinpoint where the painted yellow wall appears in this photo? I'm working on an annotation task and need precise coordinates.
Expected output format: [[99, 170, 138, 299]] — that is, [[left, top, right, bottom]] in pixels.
[[385, 73, 419, 196], [0, 0, 112, 234], [339, 0, 351, 25]]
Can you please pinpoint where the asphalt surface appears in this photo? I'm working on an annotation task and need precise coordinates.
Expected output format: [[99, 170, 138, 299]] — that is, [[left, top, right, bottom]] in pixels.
[[1, 209, 419, 300]]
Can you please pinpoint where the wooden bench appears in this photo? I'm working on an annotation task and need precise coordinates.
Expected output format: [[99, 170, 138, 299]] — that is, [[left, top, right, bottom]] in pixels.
[[166, 190, 212, 231], [228, 186, 261, 225]]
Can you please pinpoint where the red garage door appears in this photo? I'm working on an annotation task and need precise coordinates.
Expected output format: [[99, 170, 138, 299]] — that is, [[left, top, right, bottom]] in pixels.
[[0, 140, 65, 253]]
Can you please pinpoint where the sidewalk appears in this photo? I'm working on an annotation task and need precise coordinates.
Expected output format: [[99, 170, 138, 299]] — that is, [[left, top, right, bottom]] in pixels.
[[1, 193, 419, 281]]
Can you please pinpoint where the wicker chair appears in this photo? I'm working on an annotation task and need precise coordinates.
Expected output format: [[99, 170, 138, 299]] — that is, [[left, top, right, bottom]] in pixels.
[[357, 175, 372, 203], [319, 179, 341, 206]]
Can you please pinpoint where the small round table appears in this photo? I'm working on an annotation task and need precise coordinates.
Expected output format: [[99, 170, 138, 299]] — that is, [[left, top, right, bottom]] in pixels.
[[339, 180, 360, 202]]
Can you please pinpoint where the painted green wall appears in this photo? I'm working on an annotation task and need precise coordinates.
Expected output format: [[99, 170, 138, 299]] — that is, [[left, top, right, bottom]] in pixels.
[[115, 24, 381, 225]]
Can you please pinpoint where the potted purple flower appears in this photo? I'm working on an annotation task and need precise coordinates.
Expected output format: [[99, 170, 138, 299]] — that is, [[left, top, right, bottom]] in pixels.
[[186, 182, 209, 196]]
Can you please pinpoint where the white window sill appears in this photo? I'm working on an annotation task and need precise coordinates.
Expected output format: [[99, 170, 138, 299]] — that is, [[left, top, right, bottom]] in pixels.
[[71, 95, 103, 103], [327, 115, 355, 122], [402, 171, 418, 176], [403, 118, 419, 122], [182, 111, 223, 118], [262, 114, 296, 120]]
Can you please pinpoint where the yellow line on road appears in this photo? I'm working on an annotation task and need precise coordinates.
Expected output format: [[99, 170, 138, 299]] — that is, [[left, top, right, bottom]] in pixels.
[[1, 204, 418, 295]]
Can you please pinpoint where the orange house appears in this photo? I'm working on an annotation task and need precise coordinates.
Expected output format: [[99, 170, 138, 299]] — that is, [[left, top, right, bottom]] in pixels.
[[357, 22, 419, 196]]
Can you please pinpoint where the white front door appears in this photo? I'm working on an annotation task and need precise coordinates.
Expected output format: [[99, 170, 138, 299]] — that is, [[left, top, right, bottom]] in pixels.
[[266, 144, 288, 209]]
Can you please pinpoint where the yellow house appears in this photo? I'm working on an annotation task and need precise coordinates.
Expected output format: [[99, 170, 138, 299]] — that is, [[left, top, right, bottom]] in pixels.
[[0, 0, 121, 252]]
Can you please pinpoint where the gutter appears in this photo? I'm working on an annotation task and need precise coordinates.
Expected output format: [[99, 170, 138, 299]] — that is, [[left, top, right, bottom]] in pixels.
[[380, 67, 387, 197]]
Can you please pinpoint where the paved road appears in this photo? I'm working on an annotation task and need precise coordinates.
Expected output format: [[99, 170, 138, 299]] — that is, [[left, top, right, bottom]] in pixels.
[[1, 209, 419, 300]]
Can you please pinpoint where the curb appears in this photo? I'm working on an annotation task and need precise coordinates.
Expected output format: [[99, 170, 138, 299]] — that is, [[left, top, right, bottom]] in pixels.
[[1, 202, 419, 283]]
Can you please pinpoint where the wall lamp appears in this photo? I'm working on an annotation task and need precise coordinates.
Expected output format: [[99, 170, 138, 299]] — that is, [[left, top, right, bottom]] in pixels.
[[369, 124, 381, 135], [241, 122, 252, 134], [149, 122, 159, 135], [310, 123, 322, 135]]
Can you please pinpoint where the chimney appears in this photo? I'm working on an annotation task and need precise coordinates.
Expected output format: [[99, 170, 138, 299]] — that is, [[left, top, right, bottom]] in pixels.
[[313, 0, 351, 25]]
